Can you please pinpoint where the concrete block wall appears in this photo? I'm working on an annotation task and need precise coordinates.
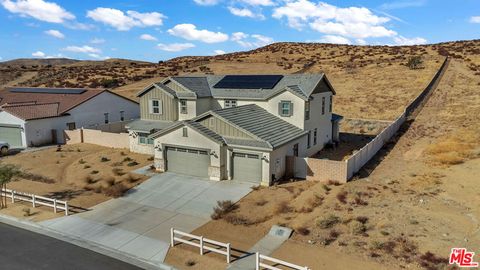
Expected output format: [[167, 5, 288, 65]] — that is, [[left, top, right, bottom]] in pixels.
[[306, 158, 348, 183]]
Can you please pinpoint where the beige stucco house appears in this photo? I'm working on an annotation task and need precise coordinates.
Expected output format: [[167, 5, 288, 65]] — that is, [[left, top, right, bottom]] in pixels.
[[127, 74, 341, 186]]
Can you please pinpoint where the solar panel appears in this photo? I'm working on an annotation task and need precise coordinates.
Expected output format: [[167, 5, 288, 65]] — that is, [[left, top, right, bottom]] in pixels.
[[213, 75, 283, 89], [9, 88, 86, 94]]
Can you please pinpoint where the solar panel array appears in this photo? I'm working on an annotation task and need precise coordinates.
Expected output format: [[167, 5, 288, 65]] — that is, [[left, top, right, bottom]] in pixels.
[[213, 75, 283, 89], [9, 88, 86, 94]]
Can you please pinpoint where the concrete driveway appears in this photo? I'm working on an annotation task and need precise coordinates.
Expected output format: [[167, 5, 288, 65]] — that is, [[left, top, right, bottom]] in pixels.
[[40, 172, 253, 265]]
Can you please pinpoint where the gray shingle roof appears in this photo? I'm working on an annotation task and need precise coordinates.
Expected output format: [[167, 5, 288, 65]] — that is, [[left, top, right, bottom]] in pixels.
[[126, 119, 175, 133], [210, 104, 307, 148], [149, 120, 225, 145], [171, 77, 212, 98]]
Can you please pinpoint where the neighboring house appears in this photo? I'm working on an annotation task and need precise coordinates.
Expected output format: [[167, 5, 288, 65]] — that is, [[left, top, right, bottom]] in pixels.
[[0, 87, 139, 148], [127, 74, 342, 185]]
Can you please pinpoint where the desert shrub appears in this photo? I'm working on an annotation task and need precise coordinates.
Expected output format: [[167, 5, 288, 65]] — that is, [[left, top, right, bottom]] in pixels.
[[349, 220, 367, 235], [84, 175, 96, 184], [120, 151, 127, 156], [103, 182, 128, 198], [100, 157, 110, 162], [316, 215, 340, 229], [127, 161, 139, 167], [274, 201, 292, 214], [426, 130, 479, 165], [78, 159, 86, 164], [125, 173, 140, 183], [407, 56, 423, 69], [255, 199, 268, 206], [418, 251, 449, 270], [84, 165, 91, 169], [123, 157, 133, 162], [112, 168, 125, 176], [22, 207, 31, 217], [91, 170, 99, 174], [185, 259, 196, 267], [211, 200, 237, 220], [224, 214, 252, 225], [147, 156, 154, 161], [356, 216, 369, 224], [20, 172, 55, 183], [336, 191, 348, 204], [295, 226, 310, 236], [104, 177, 115, 187], [321, 184, 331, 192]]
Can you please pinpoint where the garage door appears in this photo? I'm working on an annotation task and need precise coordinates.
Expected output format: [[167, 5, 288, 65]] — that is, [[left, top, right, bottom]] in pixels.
[[0, 125, 22, 148], [166, 147, 210, 178], [232, 152, 262, 183]]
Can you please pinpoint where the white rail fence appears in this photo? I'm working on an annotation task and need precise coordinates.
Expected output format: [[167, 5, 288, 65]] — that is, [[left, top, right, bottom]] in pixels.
[[256, 253, 310, 270], [170, 228, 231, 263], [1, 188, 69, 216]]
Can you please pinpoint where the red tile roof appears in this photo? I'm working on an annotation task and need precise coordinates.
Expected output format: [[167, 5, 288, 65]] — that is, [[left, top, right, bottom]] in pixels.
[[0, 87, 106, 120]]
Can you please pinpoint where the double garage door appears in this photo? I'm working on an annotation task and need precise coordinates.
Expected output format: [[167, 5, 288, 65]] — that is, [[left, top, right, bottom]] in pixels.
[[0, 125, 22, 148], [232, 152, 262, 183], [166, 147, 210, 178]]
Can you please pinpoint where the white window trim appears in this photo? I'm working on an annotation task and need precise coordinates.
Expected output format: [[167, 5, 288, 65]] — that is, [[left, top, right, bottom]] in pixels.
[[305, 101, 310, 120], [280, 101, 292, 117], [321, 97, 326, 115], [180, 100, 188, 114], [150, 99, 162, 115], [224, 99, 237, 108]]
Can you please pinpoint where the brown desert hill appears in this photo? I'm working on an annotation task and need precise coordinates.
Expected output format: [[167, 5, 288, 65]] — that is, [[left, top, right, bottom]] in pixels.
[[0, 57, 80, 67]]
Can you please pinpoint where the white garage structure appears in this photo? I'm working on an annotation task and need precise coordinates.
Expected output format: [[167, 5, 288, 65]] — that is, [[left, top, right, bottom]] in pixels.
[[0, 87, 139, 148], [151, 104, 307, 186]]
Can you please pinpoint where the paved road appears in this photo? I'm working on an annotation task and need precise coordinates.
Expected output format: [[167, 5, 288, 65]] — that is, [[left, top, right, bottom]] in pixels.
[[0, 222, 141, 270]]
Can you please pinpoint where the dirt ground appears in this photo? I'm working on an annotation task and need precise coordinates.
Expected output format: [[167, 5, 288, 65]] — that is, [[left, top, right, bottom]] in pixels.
[[0, 143, 153, 221], [164, 58, 480, 270]]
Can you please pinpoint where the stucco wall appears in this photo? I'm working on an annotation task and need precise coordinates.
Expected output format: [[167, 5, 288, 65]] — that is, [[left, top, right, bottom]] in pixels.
[[25, 116, 72, 146], [269, 135, 308, 182], [154, 125, 224, 180], [0, 111, 27, 147], [64, 129, 130, 149], [178, 99, 197, 120], [69, 91, 139, 129], [304, 92, 333, 157]]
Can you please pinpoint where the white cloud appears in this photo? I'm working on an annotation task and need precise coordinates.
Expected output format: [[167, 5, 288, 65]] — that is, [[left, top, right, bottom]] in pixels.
[[317, 35, 351, 44], [88, 53, 109, 60], [238, 0, 275, 6], [356, 39, 367, 45], [380, 0, 426, 10], [63, 45, 101, 54], [231, 32, 273, 48], [393, 36, 427, 45], [214, 49, 226, 55], [470, 16, 480, 23], [1, 0, 75, 23], [32, 51, 45, 57], [272, 0, 396, 39], [90, 38, 105, 44], [193, 0, 221, 5], [44, 29, 64, 39], [168, 24, 229, 43], [157, 43, 195, 52], [140, 34, 157, 41], [228, 7, 265, 19], [86, 7, 165, 31]]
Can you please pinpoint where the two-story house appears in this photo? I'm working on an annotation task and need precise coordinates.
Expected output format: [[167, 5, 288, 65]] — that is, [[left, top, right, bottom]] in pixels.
[[127, 74, 341, 186]]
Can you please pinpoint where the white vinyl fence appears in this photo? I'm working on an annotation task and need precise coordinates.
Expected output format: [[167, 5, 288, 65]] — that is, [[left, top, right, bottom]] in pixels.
[[1, 188, 69, 216], [170, 228, 231, 263], [256, 253, 310, 270]]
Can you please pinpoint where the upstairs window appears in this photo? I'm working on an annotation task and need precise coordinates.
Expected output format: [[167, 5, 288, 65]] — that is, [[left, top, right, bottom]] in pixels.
[[224, 99, 237, 108], [104, 113, 109, 124], [182, 127, 188, 137], [180, 100, 188, 114], [305, 101, 310, 120], [322, 97, 326, 115], [279, 101, 293, 117], [329, 96, 333, 112], [150, 99, 162, 114]]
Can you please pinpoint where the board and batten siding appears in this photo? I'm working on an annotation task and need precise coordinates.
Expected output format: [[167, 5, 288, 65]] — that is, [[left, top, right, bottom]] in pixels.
[[139, 86, 178, 121], [200, 116, 253, 139]]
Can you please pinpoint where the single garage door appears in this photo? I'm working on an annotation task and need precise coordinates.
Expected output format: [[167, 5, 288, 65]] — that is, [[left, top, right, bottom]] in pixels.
[[232, 152, 262, 183], [166, 147, 210, 178], [0, 125, 22, 148]]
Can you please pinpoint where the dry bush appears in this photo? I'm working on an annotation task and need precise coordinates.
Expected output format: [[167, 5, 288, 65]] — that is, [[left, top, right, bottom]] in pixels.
[[316, 215, 340, 229], [274, 201, 293, 214], [426, 130, 480, 165], [20, 172, 55, 184], [211, 200, 238, 220], [125, 173, 140, 183], [185, 259, 196, 267], [84, 175, 97, 184], [255, 199, 268, 206], [103, 182, 128, 198], [224, 214, 253, 226], [417, 251, 449, 270], [295, 226, 310, 236], [336, 191, 348, 204], [349, 220, 367, 235], [112, 168, 126, 176]]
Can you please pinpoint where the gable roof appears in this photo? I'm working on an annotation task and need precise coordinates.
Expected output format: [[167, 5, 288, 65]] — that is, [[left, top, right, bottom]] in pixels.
[[136, 74, 335, 101], [0, 87, 136, 120], [150, 119, 225, 145]]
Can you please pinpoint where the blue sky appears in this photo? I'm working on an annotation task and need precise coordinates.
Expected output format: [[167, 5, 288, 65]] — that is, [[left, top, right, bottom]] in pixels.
[[0, 0, 479, 62]]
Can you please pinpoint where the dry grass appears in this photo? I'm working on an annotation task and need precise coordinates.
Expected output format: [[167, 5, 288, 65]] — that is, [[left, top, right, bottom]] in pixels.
[[426, 129, 480, 165]]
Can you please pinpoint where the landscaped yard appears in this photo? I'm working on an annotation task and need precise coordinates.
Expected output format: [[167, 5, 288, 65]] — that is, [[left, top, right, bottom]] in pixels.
[[0, 143, 153, 221]]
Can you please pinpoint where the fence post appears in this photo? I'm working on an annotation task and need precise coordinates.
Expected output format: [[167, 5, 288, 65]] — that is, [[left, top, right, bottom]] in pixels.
[[53, 199, 57, 213], [227, 243, 231, 264], [64, 201, 69, 216], [170, 228, 175, 247], [200, 236, 204, 255], [255, 252, 260, 270], [11, 190, 15, 203], [32, 195, 36, 208]]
